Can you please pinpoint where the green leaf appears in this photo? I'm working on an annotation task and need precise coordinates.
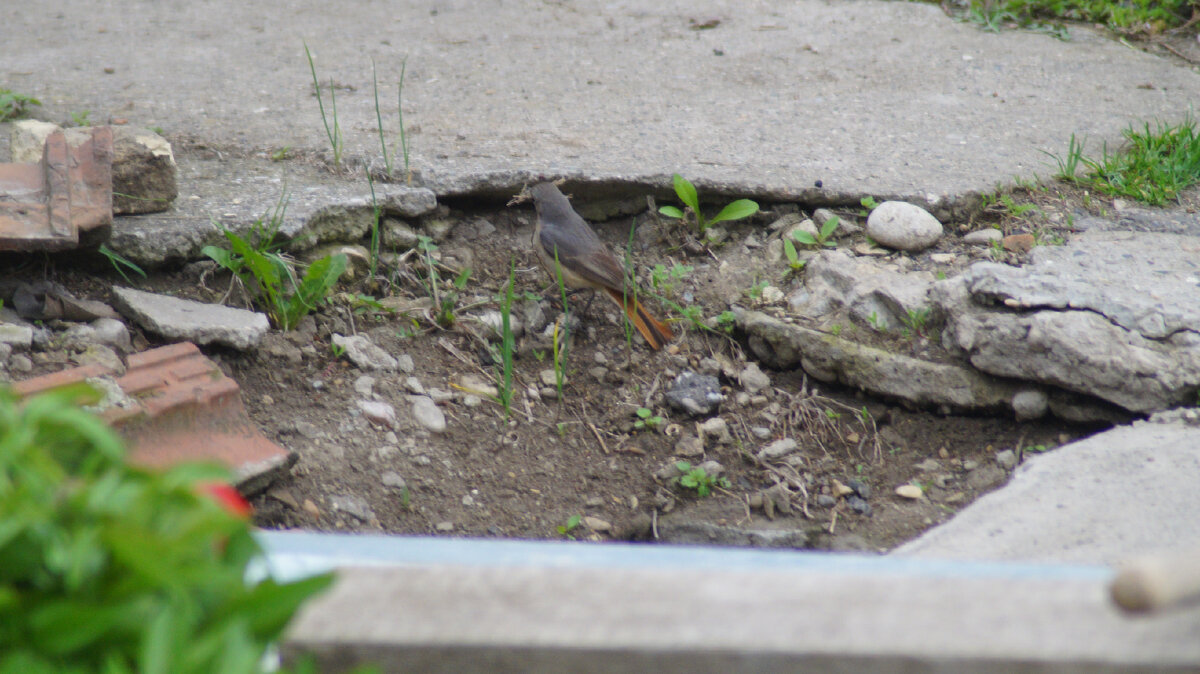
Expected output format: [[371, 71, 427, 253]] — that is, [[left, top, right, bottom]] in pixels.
[[783, 238, 798, 265], [671, 174, 699, 212], [791, 230, 818, 246], [709, 199, 759, 224], [636, 408, 652, 419], [658, 205, 684, 219], [200, 245, 237, 273], [819, 216, 839, 241]]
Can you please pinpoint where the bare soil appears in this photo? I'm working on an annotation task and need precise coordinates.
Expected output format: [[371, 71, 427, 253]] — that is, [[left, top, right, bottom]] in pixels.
[[2, 162, 1113, 553]]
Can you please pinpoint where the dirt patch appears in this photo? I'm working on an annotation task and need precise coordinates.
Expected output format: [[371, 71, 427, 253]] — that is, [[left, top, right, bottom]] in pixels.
[[1, 157, 1105, 552]]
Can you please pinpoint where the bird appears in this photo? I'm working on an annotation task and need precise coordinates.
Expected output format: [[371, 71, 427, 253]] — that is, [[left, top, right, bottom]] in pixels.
[[528, 182, 674, 350]]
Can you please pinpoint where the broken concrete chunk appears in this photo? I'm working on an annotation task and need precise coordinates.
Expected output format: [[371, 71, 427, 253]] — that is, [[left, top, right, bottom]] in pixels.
[[111, 286, 269, 350]]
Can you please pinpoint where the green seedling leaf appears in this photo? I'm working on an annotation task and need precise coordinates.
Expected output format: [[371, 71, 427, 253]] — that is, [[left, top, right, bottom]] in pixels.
[[818, 216, 839, 241], [791, 230, 818, 246], [710, 198, 759, 224], [672, 173, 699, 212], [658, 205, 685, 219]]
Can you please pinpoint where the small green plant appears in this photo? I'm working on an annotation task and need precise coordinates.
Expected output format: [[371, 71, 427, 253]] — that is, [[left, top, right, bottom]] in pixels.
[[824, 408, 842, 420], [330, 341, 346, 358], [69, 110, 91, 127], [650, 263, 693, 297], [936, 271, 948, 280], [790, 217, 839, 248], [999, 193, 1037, 218], [1032, 228, 1065, 246], [860, 406, 871, 423], [555, 421, 569, 437], [396, 57, 412, 183], [716, 310, 737, 334], [867, 311, 887, 332], [371, 58, 392, 176], [201, 195, 347, 330], [0, 89, 40, 122], [745, 279, 768, 300], [493, 260, 517, 418], [782, 236, 807, 273], [414, 236, 464, 328], [556, 514, 582, 539], [674, 461, 730, 498], [269, 146, 292, 162], [900, 307, 931, 337], [859, 196, 879, 213], [658, 174, 759, 238], [633, 407, 664, 431], [0, 384, 334, 673], [989, 238, 1006, 260], [303, 42, 343, 166], [97, 244, 147, 285], [830, 323, 842, 336]]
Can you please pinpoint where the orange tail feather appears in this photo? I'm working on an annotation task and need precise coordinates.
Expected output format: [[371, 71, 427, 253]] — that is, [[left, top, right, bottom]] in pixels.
[[603, 287, 674, 350]]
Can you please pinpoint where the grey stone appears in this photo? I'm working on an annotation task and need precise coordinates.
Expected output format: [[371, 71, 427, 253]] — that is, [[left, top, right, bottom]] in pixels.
[[89, 318, 132, 353], [0, 343, 10, 367], [0, 323, 34, 350], [788, 249, 935, 330], [665, 371, 724, 416], [357, 400, 396, 428], [739, 310, 1018, 412], [110, 286, 269, 349], [381, 471, 407, 490], [847, 495, 871, 516], [381, 185, 439, 218], [655, 520, 808, 548], [866, 201, 943, 252], [962, 228, 1003, 245], [995, 449, 1018, 470], [935, 232, 1200, 413], [411, 396, 446, 433], [382, 218, 419, 249], [1010, 389, 1048, 421], [758, 438, 799, 461], [848, 479, 871, 500], [522, 301, 548, 333], [477, 310, 525, 341], [699, 417, 732, 444], [329, 494, 374, 522], [332, 333, 398, 371], [739, 361, 771, 394], [8, 354, 32, 373], [674, 436, 704, 457], [914, 458, 941, 473], [816, 494, 837, 508], [354, 375, 376, 397]]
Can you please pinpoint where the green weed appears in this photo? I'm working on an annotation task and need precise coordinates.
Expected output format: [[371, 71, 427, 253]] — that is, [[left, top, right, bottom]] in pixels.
[[633, 407, 664, 431], [69, 110, 90, 127], [303, 42, 343, 166], [0, 89, 40, 122], [556, 514, 582, 539], [674, 461, 731, 498], [790, 216, 839, 248], [1051, 117, 1200, 206], [659, 174, 758, 238], [97, 244, 146, 285]]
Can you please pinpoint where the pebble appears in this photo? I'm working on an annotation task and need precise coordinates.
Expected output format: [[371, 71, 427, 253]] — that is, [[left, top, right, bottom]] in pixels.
[[540, 369, 559, 387], [995, 449, 1018, 470], [664, 370, 724, 416], [750, 426, 771, 440], [697, 357, 721, 376], [697, 460, 725, 477], [436, 521, 454, 532], [381, 471, 407, 489], [329, 494, 374, 522], [1003, 233, 1035, 253], [404, 376, 426, 395], [332, 333, 399, 371], [847, 495, 871, 515], [895, 484, 924, 500], [674, 435, 705, 457], [816, 494, 837, 508], [9, 354, 32, 373], [354, 375, 376, 397], [457, 374, 498, 398], [584, 516, 612, 533], [1011, 389, 1048, 421], [831, 479, 854, 498], [913, 458, 941, 473], [357, 400, 396, 428], [847, 479, 870, 500], [302, 499, 321, 518], [929, 253, 956, 264], [461, 394, 483, 408], [739, 361, 771, 394], [962, 459, 980, 471], [589, 366, 608, 381], [427, 388, 454, 403], [866, 201, 943, 252], [411, 396, 447, 433], [699, 417, 732, 444], [757, 438, 798, 461], [760, 285, 784, 303], [963, 228, 1003, 245]]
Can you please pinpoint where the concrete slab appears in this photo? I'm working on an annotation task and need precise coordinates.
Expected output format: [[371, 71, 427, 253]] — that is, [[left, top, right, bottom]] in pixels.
[[893, 415, 1200, 565], [262, 532, 1200, 672], [5, 1, 1199, 210]]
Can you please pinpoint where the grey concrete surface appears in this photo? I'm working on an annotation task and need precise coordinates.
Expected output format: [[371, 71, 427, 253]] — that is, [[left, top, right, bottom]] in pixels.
[[6, 0, 1200, 209], [262, 532, 1200, 672], [894, 415, 1200, 565]]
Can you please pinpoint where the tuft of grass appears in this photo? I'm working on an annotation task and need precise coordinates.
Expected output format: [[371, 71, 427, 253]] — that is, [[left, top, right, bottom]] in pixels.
[[396, 57, 412, 184], [0, 89, 40, 122], [674, 461, 731, 498], [1049, 117, 1200, 206], [372, 58, 391, 176], [303, 42, 343, 167], [494, 260, 517, 418], [97, 244, 146, 285]]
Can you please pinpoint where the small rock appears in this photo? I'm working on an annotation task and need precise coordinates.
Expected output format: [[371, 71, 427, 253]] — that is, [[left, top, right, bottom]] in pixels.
[[330, 494, 374, 522], [995, 449, 1018, 470], [462, 394, 483, 408], [697, 460, 725, 478], [404, 376, 426, 395], [847, 479, 870, 500], [539, 369, 559, 387], [757, 438, 798, 461], [435, 521, 455, 532], [381, 471, 407, 490], [674, 435, 705, 457], [760, 285, 784, 304], [697, 357, 721, 376], [913, 458, 941, 473], [584, 516, 612, 533], [847, 495, 872, 515], [522, 301, 548, 333], [962, 459, 980, 471], [963, 228, 1003, 245], [967, 465, 1006, 490], [89, 317, 132, 352], [831, 479, 854, 498], [895, 484, 924, 500], [411, 396, 446, 433], [74, 344, 123, 372], [866, 201, 943, 252], [8, 354, 32, 373], [332, 333, 398, 371], [259, 333, 303, 364], [395, 353, 415, 374], [699, 417, 732, 444], [1011, 389, 1049, 421], [1002, 233, 1035, 253], [302, 499, 321, 518], [664, 370, 724, 416], [750, 426, 771, 439], [354, 375, 377, 397], [0, 323, 33, 350], [816, 494, 837, 508], [589, 366, 608, 381], [457, 374, 499, 398], [739, 361, 771, 394], [357, 400, 396, 428], [929, 253, 956, 264], [477, 310, 525, 341], [111, 286, 268, 349]]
